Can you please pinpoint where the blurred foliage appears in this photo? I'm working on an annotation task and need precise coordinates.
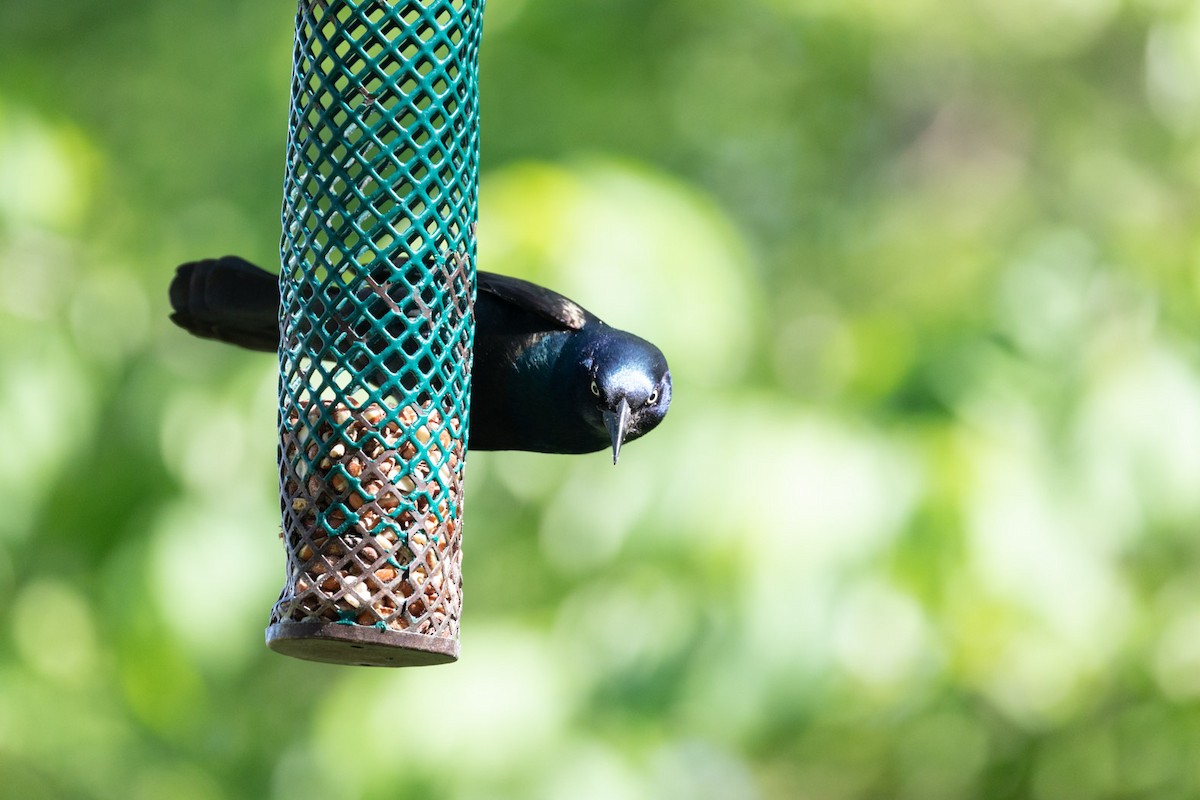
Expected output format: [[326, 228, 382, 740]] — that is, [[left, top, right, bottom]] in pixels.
[[3, 0, 1200, 798]]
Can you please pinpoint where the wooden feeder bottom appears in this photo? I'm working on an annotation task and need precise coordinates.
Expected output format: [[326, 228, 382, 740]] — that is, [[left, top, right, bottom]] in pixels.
[[266, 621, 459, 667]]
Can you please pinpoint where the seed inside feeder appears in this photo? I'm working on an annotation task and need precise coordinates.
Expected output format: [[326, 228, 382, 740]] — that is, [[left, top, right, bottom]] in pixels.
[[273, 400, 464, 639]]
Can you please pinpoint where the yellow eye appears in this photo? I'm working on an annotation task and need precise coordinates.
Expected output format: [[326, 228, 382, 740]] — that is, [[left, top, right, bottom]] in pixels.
[[590, 380, 600, 396], [648, 389, 658, 405]]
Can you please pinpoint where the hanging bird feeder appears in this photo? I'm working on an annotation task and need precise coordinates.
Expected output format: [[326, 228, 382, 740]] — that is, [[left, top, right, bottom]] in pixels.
[[266, 0, 484, 666]]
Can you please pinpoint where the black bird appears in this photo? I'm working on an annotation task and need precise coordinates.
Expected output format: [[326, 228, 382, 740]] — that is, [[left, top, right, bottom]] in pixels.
[[169, 256, 671, 462]]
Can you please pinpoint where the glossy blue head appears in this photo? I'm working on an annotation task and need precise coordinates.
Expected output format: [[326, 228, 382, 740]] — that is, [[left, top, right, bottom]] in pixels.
[[577, 327, 672, 463]]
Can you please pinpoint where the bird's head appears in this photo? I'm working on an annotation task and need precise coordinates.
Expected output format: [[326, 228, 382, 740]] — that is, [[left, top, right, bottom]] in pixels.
[[577, 329, 672, 464]]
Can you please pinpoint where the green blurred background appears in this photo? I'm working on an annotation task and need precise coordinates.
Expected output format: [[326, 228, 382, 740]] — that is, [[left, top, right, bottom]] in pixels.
[[3, 0, 1200, 797]]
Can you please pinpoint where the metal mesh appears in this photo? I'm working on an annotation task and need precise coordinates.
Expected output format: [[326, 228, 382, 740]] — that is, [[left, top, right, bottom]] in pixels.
[[267, 0, 483, 666]]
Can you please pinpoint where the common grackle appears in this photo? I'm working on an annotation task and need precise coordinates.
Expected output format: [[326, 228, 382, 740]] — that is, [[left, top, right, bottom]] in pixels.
[[169, 256, 671, 462]]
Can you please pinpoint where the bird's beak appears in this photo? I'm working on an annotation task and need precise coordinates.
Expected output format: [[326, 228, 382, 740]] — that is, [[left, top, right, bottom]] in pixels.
[[603, 398, 631, 465]]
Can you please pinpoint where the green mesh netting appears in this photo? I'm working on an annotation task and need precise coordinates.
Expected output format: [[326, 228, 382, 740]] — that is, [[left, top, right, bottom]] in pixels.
[[267, 0, 484, 666]]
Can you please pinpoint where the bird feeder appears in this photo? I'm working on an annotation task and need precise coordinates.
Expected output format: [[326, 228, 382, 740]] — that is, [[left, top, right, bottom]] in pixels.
[[266, 0, 484, 666]]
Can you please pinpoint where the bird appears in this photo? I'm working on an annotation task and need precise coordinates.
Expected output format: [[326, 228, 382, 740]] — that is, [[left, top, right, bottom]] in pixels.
[[169, 255, 671, 462]]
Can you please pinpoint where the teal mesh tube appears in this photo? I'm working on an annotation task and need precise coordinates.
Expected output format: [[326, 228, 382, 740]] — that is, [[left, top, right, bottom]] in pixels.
[[266, 0, 484, 666]]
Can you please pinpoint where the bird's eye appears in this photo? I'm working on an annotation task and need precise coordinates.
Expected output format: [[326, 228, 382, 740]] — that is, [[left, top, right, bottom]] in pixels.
[[590, 380, 600, 396], [648, 389, 659, 405]]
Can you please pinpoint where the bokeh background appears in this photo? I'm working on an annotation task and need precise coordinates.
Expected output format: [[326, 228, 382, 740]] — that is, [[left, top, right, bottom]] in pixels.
[[3, 0, 1200, 797]]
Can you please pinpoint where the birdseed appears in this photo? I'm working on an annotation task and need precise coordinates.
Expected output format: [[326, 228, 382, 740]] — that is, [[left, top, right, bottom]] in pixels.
[[272, 399, 464, 638]]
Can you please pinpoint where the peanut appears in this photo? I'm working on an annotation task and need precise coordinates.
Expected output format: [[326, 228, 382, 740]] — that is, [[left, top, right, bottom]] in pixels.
[[278, 399, 463, 632]]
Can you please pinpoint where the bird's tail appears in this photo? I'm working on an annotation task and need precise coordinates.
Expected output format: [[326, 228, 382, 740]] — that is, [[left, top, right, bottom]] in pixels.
[[169, 256, 281, 352]]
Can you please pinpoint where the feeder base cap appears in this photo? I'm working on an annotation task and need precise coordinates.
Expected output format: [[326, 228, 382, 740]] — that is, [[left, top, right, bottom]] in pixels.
[[266, 621, 459, 667]]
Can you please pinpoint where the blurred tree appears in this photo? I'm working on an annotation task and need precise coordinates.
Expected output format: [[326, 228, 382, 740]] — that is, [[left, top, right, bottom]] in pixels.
[[3, 1, 1200, 798]]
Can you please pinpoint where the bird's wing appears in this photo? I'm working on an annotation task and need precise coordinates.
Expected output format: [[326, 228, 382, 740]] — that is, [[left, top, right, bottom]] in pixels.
[[477, 271, 600, 332]]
